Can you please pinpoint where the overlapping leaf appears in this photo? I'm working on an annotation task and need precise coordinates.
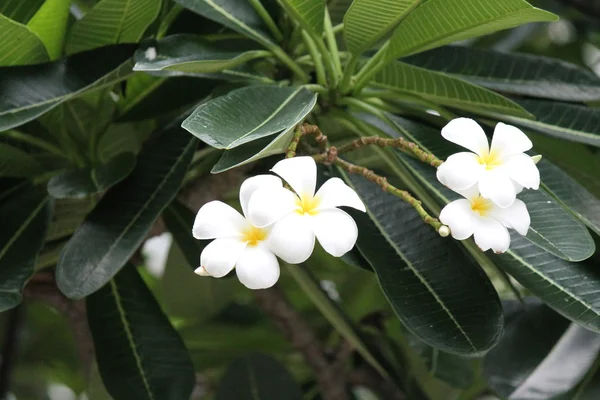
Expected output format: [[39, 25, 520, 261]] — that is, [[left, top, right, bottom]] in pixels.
[[279, 0, 325, 37], [0, 143, 43, 178], [0, 0, 46, 23], [0, 14, 48, 66], [27, 0, 71, 59]]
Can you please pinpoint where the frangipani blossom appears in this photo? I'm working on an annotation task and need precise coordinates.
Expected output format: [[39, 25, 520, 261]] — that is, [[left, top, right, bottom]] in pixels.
[[436, 118, 540, 208], [439, 185, 531, 253], [247, 157, 366, 264]]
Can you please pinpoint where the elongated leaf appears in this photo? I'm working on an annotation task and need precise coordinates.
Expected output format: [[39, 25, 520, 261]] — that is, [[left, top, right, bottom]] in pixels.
[[56, 121, 197, 299], [0, 143, 43, 178], [173, 0, 274, 48], [45, 197, 95, 242], [0, 14, 48, 66], [27, 0, 71, 59], [0, 0, 46, 23], [344, 173, 503, 355], [0, 44, 136, 132], [372, 61, 532, 118], [385, 0, 557, 60], [133, 35, 269, 73], [344, 0, 421, 55], [0, 189, 52, 311], [215, 353, 302, 400], [66, 0, 162, 54], [403, 46, 600, 102], [87, 265, 195, 400], [182, 85, 317, 149], [279, 0, 325, 37]]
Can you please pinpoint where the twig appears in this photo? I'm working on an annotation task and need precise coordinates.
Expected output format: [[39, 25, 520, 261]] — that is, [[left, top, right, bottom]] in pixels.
[[285, 125, 304, 158], [0, 306, 23, 398], [301, 123, 328, 150]]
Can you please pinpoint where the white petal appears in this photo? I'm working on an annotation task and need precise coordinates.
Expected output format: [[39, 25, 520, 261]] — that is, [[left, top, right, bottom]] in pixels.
[[239, 175, 282, 217], [453, 184, 481, 202], [513, 181, 524, 195], [478, 170, 517, 208], [473, 217, 510, 253], [437, 152, 484, 190], [200, 238, 246, 278], [194, 266, 211, 276], [503, 154, 540, 190], [441, 118, 489, 156], [312, 209, 358, 257], [192, 201, 248, 239], [271, 156, 317, 198], [247, 187, 298, 228], [490, 122, 532, 156], [266, 213, 315, 264], [235, 244, 280, 289], [314, 177, 365, 212], [439, 199, 476, 240], [489, 199, 530, 236]]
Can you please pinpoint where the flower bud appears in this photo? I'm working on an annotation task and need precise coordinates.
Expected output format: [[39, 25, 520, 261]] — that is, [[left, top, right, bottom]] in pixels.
[[194, 266, 211, 277], [438, 225, 451, 237]]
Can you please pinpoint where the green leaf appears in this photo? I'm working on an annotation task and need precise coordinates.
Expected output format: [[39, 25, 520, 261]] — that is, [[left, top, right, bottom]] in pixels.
[[385, 0, 557, 60], [182, 85, 317, 149], [343, 0, 421, 55], [215, 353, 302, 400], [47, 153, 137, 199], [87, 265, 195, 400], [344, 173, 503, 355], [66, 0, 162, 54], [0, 143, 43, 178], [278, 0, 325, 37], [0, 189, 52, 311], [371, 61, 532, 118], [56, 121, 197, 299], [173, 0, 275, 48], [133, 34, 269, 73], [0, 0, 46, 23], [27, 0, 71, 60], [0, 14, 49, 66], [45, 197, 95, 241], [0, 44, 136, 132], [403, 46, 600, 102]]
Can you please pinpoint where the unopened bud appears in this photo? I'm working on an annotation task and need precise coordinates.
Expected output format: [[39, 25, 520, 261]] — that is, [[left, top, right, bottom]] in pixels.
[[438, 225, 450, 237], [194, 266, 211, 277], [144, 46, 157, 61], [531, 154, 542, 164]]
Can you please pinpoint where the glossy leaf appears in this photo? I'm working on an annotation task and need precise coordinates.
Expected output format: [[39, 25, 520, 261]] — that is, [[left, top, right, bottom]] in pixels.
[[344, 0, 421, 55], [278, 0, 325, 37], [87, 265, 195, 400], [47, 153, 137, 199], [66, 0, 162, 54], [182, 85, 317, 149], [403, 46, 600, 102], [0, 143, 43, 178], [27, 0, 71, 59], [215, 353, 302, 400], [0, 14, 48, 66], [56, 121, 197, 299]]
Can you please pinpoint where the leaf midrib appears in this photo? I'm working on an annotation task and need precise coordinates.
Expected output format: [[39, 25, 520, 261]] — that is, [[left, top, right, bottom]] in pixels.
[[0, 197, 48, 262]]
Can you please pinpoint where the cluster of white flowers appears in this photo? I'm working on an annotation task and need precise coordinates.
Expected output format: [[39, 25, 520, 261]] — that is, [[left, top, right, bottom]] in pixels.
[[192, 157, 366, 289], [437, 118, 541, 253]]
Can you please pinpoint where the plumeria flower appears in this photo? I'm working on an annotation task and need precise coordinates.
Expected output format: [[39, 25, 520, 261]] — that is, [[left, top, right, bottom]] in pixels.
[[439, 185, 531, 253], [192, 175, 291, 290], [247, 157, 366, 264], [436, 118, 540, 208]]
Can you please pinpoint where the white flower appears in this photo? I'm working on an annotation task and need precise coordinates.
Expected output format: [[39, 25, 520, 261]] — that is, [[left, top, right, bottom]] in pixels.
[[192, 175, 289, 290], [436, 118, 540, 208], [439, 185, 531, 253], [247, 157, 366, 264]]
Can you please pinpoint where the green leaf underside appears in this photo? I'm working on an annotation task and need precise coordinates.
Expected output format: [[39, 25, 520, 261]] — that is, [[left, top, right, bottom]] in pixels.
[[403, 46, 600, 102], [87, 266, 195, 400], [343, 0, 421, 55], [182, 85, 317, 149], [371, 61, 532, 118], [47, 153, 137, 199], [27, 0, 71, 60], [0, 14, 49, 66], [0, 44, 137, 132], [215, 353, 302, 400], [0, 143, 43, 178], [279, 0, 325, 37], [385, 0, 557, 60], [56, 122, 197, 299], [0, 190, 52, 311], [345, 173, 503, 355], [133, 35, 268, 73]]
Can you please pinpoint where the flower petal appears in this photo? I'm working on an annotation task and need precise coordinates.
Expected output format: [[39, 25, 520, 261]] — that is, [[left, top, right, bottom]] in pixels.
[[266, 213, 315, 264], [312, 209, 358, 257], [441, 118, 489, 156], [473, 217, 510, 253], [478, 170, 517, 208], [192, 201, 248, 239], [235, 244, 280, 289], [439, 199, 476, 240], [314, 177, 365, 212], [503, 154, 540, 190], [200, 238, 246, 278], [490, 122, 532, 156], [437, 152, 484, 190], [239, 175, 282, 218], [453, 184, 481, 202], [271, 156, 317, 198], [489, 199, 530, 236], [247, 187, 298, 228]]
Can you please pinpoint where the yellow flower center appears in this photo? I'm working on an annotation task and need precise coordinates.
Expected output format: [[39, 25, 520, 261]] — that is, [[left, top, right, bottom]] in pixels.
[[241, 226, 267, 247], [296, 195, 321, 216], [471, 196, 492, 216], [477, 151, 502, 170]]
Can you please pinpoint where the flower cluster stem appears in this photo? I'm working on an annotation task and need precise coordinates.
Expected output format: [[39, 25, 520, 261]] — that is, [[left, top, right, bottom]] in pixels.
[[336, 136, 443, 167], [285, 125, 304, 158]]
